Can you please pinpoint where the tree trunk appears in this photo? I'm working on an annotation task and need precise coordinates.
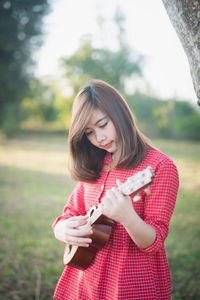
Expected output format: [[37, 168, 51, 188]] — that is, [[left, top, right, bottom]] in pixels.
[[162, 0, 200, 106]]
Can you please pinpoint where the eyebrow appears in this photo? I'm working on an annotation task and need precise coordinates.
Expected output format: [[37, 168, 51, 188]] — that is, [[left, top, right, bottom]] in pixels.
[[85, 117, 107, 130]]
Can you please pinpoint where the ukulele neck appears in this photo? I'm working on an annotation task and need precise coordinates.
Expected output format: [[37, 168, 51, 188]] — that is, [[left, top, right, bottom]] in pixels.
[[85, 166, 154, 226]]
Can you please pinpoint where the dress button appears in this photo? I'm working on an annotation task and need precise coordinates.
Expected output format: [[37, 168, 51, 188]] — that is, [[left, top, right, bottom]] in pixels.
[[101, 185, 104, 190]]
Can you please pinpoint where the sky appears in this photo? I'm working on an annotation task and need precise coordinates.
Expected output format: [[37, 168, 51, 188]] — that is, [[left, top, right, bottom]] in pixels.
[[35, 0, 196, 102]]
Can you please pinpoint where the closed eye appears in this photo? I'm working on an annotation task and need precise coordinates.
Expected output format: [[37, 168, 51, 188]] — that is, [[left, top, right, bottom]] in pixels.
[[85, 121, 108, 136], [99, 122, 108, 128], [85, 131, 92, 136]]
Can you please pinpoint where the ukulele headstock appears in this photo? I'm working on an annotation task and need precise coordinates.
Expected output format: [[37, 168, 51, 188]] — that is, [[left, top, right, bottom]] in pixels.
[[118, 166, 155, 197]]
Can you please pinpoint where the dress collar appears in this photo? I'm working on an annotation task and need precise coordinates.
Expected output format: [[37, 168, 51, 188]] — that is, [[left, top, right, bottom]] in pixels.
[[103, 152, 112, 166]]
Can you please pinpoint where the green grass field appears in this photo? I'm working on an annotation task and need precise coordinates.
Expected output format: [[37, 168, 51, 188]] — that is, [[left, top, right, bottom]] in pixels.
[[0, 133, 199, 299]]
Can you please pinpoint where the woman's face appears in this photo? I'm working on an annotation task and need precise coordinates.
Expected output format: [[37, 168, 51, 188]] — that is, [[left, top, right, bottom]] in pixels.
[[84, 109, 118, 154]]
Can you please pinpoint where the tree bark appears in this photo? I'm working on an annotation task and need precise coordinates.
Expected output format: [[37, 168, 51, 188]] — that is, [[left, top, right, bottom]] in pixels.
[[162, 0, 200, 106]]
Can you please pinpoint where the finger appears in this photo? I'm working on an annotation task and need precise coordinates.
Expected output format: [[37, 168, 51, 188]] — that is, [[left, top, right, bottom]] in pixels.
[[69, 215, 88, 221], [101, 204, 109, 216], [112, 187, 131, 200], [110, 187, 124, 200], [105, 189, 116, 199], [101, 195, 113, 208], [101, 197, 112, 213], [66, 227, 93, 237], [68, 219, 88, 229], [65, 236, 92, 247]]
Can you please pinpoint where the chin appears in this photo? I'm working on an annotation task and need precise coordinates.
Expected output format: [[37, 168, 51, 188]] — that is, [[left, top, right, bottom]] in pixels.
[[109, 148, 116, 154]]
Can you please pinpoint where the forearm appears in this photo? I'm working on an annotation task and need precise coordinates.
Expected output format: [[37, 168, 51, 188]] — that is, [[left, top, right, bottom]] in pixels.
[[122, 209, 156, 249]]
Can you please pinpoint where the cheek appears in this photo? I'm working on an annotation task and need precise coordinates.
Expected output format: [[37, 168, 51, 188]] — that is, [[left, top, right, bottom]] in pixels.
[[109, 124, 117, 139], [87, 135, 97, 146]]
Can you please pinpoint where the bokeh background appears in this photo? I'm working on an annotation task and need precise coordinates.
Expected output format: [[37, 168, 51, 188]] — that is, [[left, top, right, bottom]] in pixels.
[[0, 0, 199, 299]]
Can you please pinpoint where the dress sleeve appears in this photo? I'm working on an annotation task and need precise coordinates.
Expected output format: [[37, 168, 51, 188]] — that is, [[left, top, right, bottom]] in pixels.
[[52, 181, 86, 230], [138, 158, 179, 254]]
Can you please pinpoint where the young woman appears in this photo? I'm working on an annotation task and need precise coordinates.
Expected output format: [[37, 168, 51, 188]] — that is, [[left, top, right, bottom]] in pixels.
[[53, 79, 179, 300]]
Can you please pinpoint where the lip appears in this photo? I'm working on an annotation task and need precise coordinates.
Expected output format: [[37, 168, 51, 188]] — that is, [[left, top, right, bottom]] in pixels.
[[102, 141, 113, 149]]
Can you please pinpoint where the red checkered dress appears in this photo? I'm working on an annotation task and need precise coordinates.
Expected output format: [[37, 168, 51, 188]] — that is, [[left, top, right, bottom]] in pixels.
[[52, 147, 179, 300]]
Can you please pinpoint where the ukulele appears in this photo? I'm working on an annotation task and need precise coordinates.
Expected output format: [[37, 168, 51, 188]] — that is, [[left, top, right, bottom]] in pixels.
[[63, 166, 155, 270]]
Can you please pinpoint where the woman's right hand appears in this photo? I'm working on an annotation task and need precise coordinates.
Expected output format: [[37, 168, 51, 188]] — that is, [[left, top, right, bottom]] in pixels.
[[54, 215, 93, 247]]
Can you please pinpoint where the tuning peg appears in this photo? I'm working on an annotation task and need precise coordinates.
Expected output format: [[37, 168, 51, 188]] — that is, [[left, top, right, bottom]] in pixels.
[[144, 185, 151, 196], [133, 192, 141, 202]]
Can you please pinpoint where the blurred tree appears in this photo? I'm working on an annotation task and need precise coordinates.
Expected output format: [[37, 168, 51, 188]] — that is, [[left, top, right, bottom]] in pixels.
[[127, 92, 200, 140], [174, 113, 200, 139], [61, 8, 143, 98], [0, 0, 50, 133], [22, 79, 57, 123], [62, 39, 142, 96], [22, 79, 72, 130], [162, 0, 200, 106]]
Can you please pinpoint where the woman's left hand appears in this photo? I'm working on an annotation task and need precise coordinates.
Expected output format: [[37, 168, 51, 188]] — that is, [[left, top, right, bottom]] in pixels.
[[101, 183, 135, 225]]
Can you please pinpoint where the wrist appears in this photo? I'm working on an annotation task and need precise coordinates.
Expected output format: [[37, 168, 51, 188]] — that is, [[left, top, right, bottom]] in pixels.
[[121, 208, 139, 228]]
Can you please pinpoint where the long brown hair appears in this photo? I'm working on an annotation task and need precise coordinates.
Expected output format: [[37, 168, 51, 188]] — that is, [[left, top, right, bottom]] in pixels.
[[68, 79, 149, 183]]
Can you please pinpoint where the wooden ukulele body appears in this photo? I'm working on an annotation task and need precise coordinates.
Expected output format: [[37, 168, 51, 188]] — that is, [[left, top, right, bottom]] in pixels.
[[63, 166, 155, 270], [63, 208, 114, 270]]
